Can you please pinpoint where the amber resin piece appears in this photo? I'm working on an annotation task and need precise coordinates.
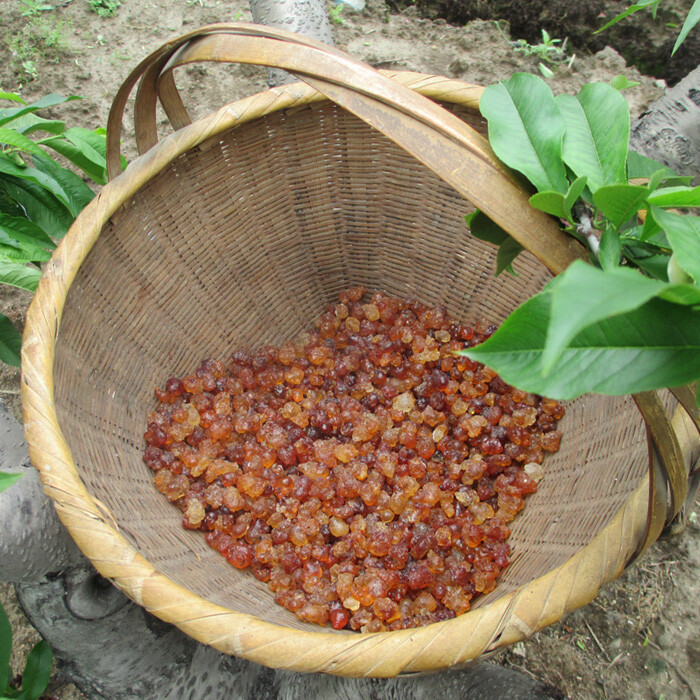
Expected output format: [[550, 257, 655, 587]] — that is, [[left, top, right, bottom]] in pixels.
[[143, 289, 565, 631]]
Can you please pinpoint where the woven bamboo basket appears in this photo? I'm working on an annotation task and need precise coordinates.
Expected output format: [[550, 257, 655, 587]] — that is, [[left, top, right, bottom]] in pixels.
[[21, 24, 700, 677]]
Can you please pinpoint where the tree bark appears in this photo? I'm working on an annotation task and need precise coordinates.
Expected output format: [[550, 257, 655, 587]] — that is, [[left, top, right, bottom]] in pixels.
[[16, 570, 563, 700], [249, 0, 335, 86], [0, 401, 82, 583], [630, 66, 700, 178]]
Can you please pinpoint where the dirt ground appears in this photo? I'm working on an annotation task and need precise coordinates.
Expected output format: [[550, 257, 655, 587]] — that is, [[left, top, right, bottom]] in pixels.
[[393, 0, 700, 86], [0, 0, 698, 698]]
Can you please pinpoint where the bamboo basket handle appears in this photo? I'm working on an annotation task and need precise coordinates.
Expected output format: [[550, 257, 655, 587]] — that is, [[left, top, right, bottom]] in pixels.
[[106, 23, 694, 556], [143, 63, 486, 144], [107, 23, 584, 276], [632, 391, 690, 559]]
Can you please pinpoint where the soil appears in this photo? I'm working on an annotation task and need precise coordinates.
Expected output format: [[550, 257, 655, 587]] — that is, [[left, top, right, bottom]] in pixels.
[[0, 1, 698, 699], [389, 0, 700, 86]]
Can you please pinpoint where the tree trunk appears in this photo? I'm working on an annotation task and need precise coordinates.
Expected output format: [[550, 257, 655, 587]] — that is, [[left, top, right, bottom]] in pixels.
[[630, 66, 700, 178]]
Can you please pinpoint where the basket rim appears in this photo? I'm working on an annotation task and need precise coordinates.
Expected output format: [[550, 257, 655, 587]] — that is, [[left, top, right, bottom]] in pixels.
[[21, 73, 651, 677]]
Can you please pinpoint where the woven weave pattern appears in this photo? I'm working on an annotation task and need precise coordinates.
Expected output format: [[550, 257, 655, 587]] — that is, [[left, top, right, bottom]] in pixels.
[[53, 103, 648, 629]]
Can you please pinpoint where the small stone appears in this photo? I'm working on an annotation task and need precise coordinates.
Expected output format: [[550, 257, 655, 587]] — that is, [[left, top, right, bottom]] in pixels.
[[512, 642, 527, 658]]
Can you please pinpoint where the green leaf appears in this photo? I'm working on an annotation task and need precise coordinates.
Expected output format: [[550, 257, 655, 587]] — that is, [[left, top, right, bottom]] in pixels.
[[610, 75, 641, 90], [556, 83, 630, 192], [622, 226, 672, 274], [460, 291, 700, 400], [624, 247, 670, 279], [639, 209, 662, 241], [538, 63, 554, 79], [0, 243, 51, 264], [647, 186, 700, 208], [0, 214, 55, 249], [0, 214, 54, 262], [599, 228, 622, 269], [646, 168, 668, 194], [644, 230, 670, 250], [480, 73, 568, 193], [0, 316, 22, 367], [529, 191, 568, 219], [10, 114, 66, 137], [626, 151, 681, 181], [529, 176, 588, 222], [466, 209, 509, 245], [0, 128, 46, 158], [0, 93, 26, 104], [0, 247, 44, 264], [40, 136, 107, 185], [667, 253, 693, 285], [0, 156, 72, 211], [595, 0, 660, 33], [539, 260, 670, 372], [31, 153, 94, 216], [0, 601, 12, 692], [659, 282, 700, 305], [0, 178, 73, 238], [20, 640, 52, 700], [565, 176, 589, 215], [592, 184, 649, 229], [0, 95, 80, 128], [64, 128, 108, 167], [621, 227, 670, 254], [0, 471, 22, 492], [496, 236, 524, 276], [467, 210, 523, 275], [0, 261, 42, 292], [651, 208, 700, 283], [672, 0, 700, 54]]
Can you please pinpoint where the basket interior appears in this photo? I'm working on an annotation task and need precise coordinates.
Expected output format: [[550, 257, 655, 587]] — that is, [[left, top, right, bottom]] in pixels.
[[54, 100, 650, 633]]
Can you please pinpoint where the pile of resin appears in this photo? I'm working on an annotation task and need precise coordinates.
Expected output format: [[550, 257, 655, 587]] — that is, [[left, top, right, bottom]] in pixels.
[[143, 288, 564, 632]]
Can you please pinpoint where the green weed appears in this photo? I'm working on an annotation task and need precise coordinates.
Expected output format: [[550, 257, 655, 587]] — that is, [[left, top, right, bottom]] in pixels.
[[6, 16, 72, 81], [21, 60, 38, 80], [108, 48, 132, 64], [595, 0, 699, 55], [19, 0, 55, 17], [329, 3, 345, 25], [511, 29, 568, 64], [87, 0, 121, 17]]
